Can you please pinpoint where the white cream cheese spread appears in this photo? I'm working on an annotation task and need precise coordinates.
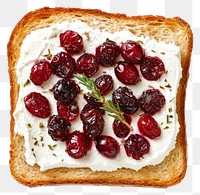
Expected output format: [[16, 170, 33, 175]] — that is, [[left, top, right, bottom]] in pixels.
[[14, 20, 182, 171]]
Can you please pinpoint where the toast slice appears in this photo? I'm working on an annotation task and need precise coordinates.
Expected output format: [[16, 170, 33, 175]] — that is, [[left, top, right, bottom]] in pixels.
[[8, 7, 193, 187]]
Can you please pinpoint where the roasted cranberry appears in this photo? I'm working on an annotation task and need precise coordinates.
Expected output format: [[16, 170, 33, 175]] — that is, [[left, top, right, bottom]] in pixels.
[[96, 135, 120, 158], [51, 52, 76, 78], [77, 53, 99, 77], [57, 100, 79, 121], [52, 79, 80, 103], [138, 89, 166, 114], [24, 92, 51, 118], [113, 114, 132, 138], [140, 56, 165, 81], [138, 114, 161, 139], [124, 134, 150, 160], [120, 41, 144, 64], [66, 130, 90, 159], [115, 61, 140, 85], [112, 87, 139, 114], [95, 40, 120, 67], [30, 59, 52, 86], [48, 115, 71, 141], [60, 30, 83, 54], [83, 94, 103, 108], [95, 74, 114, 95], [80, 104, 104, 140]]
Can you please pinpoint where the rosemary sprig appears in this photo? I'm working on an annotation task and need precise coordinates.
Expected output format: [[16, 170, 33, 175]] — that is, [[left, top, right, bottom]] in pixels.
[[75, 74, 133, 131], [42, 49, 52, 58]]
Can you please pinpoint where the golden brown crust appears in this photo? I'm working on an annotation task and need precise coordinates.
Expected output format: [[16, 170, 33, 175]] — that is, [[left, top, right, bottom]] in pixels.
[[8, 7, 193, 187]]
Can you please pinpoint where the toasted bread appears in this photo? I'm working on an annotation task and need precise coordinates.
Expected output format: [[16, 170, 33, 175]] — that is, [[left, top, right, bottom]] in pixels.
[[8, 7, 193, 187]]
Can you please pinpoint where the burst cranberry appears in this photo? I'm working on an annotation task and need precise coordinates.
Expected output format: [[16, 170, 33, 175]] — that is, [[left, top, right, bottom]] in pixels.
[[138, 89, 166, 115], [121, 41, 144, 64], [140, 56, 165, 81], [48, 115, 71, 141], [84, 94, 103, 107], [51, 52, 76, 78], [95, 40, 120, 67], [77, 53, 99, 77], [96, 135, 120, 158], [57, 100, 79, 121], [115, 61, 140, 85], [124, 134, 150, 160], [82, 99, 105, 115], [112, 87, 139, 114], [95, 74, 114, 95], [30, 59, 52, 86], [80, 104, 104, 140], [66, 131, 90, 159], [113, 114, 132, 138], [24, 92, 51, 118], [138, 114, 161, 139], [60, 30, 83, 54], [52, 79, 80, 103]]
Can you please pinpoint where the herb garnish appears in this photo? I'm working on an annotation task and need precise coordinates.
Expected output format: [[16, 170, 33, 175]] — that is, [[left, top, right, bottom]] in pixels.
[[23, 79, 30, 87], [75, 74, 133, 131], [48, 144, 57, 151], [43, 49, 52, 58]]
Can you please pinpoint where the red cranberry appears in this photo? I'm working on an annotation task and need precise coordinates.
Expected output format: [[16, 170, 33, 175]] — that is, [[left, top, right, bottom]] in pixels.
[[30, 59, 52, 86], [121, 41, 144, 64], [59, 30, 83, 54], [96, 135, 120, 158], [84, 94, 103, 107], [138, 89, 166, 115], [95, 40, 120, 67], [66, 131, 90, 159], [95, 74, 114, 95], [48, 115, 71, 141], [80, 104, 104, 140], [51, 52, 76, 78], [124, 134, 150, 160], [57, 100, 79, 121], [115, 61, 140, 85], [24, 92, 51, 118], [77, 53, 99, 77], [113, 114, 132, 138], [52, 79, 80, 103], [112, 87, 139, 114], [140, 56, 165, 81], [138, 114, 161, 139]]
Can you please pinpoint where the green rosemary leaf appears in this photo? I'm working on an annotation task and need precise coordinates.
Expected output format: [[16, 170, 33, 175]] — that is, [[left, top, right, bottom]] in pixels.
[[108, 114, 122, 121], [100, 106, 112, 113], [116, 103, 122, 118]]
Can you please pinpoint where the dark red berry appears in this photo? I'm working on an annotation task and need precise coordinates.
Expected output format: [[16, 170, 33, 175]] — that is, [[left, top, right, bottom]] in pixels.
[[52, 79, 80, 103], [95, 40, 120, 67], [77, 53, 99, 77], [115, 61, 140, 85], [57, 100, 79, 121], [113, 114, 132, 138], [138, 114, 161, 139], [59, 30, 83, 54], [80, 104, 104, 140], [124, 134, 150, 160], [95, 74, 114, 95], [96, 135, 120, 158], [138, 89, 166, 114], [51, 52, 76, 78], [24, 92, 51, 118], [83, 94, 103, 108], [121, 41, 144, 64], [66, 130, 90, 159], [48, 115, 71, 141], [140, 56, 165, 81], [30, 59, 52, 86], [112, 87, 139, 114]]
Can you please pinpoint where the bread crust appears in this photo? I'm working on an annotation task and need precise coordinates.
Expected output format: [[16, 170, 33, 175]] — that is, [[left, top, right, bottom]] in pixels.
[[8, 7, 193, 187]]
